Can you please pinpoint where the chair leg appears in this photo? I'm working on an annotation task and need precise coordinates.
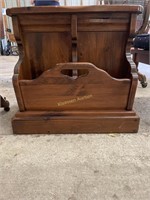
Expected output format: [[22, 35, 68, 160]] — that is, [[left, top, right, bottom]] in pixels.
[[0, 96, 10, 111], [132, 52, 148, 88], [137, 72, 148, 88]]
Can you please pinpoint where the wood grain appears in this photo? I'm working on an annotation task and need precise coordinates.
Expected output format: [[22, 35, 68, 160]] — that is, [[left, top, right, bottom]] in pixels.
[[7, 6, 141, 134]]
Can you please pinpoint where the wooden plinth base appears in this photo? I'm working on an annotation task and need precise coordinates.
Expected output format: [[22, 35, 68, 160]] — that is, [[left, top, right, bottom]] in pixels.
[[12, 110, 140, 134]]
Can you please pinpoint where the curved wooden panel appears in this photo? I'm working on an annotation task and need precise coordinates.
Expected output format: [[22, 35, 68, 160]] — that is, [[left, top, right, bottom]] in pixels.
[[20, 63, 130, 111]]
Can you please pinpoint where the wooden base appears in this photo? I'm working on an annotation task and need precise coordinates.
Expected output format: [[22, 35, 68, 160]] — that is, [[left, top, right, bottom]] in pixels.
[[12, 111, 140, 134]]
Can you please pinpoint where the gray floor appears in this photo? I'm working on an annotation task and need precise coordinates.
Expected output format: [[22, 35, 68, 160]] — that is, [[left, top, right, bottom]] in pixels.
[[0, 56, 150, 200]]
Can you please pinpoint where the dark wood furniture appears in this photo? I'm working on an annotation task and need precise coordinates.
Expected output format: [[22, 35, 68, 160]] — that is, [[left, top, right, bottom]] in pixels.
[[131, 47, 149, 87], [0, 96, 10, 111], [7, 5, 142, 134], [130, 0, 150, 88], [102, 0, 150, 87], [0, 1, 10, 111]]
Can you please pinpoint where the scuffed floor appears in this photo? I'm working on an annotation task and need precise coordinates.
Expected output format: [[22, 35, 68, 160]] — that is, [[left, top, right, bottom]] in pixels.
[[0, 56, 150, 200]]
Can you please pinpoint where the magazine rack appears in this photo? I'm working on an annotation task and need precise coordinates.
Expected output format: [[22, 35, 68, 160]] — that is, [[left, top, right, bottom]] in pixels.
[[7, 5, 142, 134]]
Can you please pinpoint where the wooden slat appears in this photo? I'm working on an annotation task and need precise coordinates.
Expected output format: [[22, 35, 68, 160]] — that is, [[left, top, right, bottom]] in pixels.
[[12, 111, 140, 134], [0, 0, 4, 38], [6, 5, 143, 16]]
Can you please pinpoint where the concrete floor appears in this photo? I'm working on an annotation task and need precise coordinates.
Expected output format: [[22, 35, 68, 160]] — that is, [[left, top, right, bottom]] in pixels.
[[0, 56, 150, 200]]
